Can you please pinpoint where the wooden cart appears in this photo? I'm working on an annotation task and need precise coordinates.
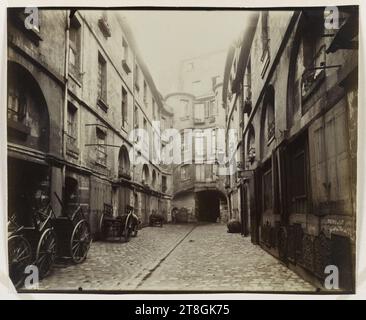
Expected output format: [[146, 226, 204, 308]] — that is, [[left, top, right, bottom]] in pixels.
[[8, 192, 91, 289], [99, 204, 140, 242], [8, 205, 57, 287]]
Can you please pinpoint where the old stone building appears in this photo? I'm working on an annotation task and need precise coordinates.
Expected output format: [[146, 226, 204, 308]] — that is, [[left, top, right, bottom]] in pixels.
[[164, 51, 229, 223], [223, 8, 358, 290], [7, 9, 173, 237]]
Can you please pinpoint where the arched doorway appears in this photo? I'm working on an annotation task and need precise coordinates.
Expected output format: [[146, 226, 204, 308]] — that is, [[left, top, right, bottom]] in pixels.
[[7, 61, 50, 151], [196, 190, 227, 222], [7, 61, 50, 226], [117, 145, 131, 215]]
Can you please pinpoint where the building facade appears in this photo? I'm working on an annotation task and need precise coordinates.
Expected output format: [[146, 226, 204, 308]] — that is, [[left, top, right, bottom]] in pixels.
[[7, 9, 173, 237], [223, 8, 358, 290], [165, 51, 229, 223]]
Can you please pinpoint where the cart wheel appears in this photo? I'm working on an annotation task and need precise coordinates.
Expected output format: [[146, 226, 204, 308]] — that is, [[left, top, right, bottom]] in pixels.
[[8, 235, 32, 289], [36, 228, 57, 279], [99, 212, 106, 240], [71, 219, 91, 264], [131, 223, 138, 237]]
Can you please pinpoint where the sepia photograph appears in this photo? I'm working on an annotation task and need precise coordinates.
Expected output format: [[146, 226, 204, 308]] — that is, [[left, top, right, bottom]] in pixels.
[[3, 2, 359, 295]]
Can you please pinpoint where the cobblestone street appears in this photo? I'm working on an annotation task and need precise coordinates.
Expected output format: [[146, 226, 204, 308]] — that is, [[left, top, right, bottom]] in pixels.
[[34, 224, 315, 292]]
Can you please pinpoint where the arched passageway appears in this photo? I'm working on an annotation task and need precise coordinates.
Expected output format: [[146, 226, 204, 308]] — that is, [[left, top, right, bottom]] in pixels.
[[196, 190, 226, 222]]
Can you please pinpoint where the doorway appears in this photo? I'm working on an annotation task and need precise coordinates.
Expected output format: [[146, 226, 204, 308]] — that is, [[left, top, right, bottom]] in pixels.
[[196, 190, 221, 222]]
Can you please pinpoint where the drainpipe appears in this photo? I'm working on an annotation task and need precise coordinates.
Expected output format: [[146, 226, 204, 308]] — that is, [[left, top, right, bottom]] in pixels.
[[62, 10, 70, 201]]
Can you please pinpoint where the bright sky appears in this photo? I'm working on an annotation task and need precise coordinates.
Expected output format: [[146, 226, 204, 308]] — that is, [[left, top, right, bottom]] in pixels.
[[122, 10, 251, 95]]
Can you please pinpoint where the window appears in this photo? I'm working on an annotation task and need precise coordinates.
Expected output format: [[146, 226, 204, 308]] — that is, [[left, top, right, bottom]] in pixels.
[[205, 164, 214, 181], [204, 102, 210, 118], [162, 176, 167, 192], [143, 118, 148, 156], [243, 59, 252, 114], [97, 53, 107, 102], [67, 103, 78, 146], [121, 87, 128, 128], [134, 106, 139, 129], [152, 170, 157, 188], [247, 125, 256, 164], [69, 16, 81, 74], [263, 168, 273, 211], [180, 99, 189, 117], [118, 146, 130, 178], [96, 129, 107, 167], [264, 86, 275, 141], [181, 165, 189, 180], [142, 165, 149, 184], [7, 86, 26, 123], [195, 134, 205, 162], [98, 12, 111, 38], [194, 103, 205, 123], [288, 135, 308, 214], [196, 164, 205, 182], [122, 37, 131, 74], [210, 129, 217, 162], [302, 13, 324, 69], [180, 131, 185, 159]]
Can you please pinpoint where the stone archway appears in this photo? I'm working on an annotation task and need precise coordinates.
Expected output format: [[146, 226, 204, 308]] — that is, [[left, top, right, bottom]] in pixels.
[[7, 61, 50, 152], [195, 190, 227, 222], [7, 61, 51, 225]]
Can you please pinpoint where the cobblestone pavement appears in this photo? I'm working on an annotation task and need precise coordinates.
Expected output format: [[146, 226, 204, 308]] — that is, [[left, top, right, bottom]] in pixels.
[[137, 223, 316, 292], [33, 223, 316, 292], [36, 224, 194, 291]]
